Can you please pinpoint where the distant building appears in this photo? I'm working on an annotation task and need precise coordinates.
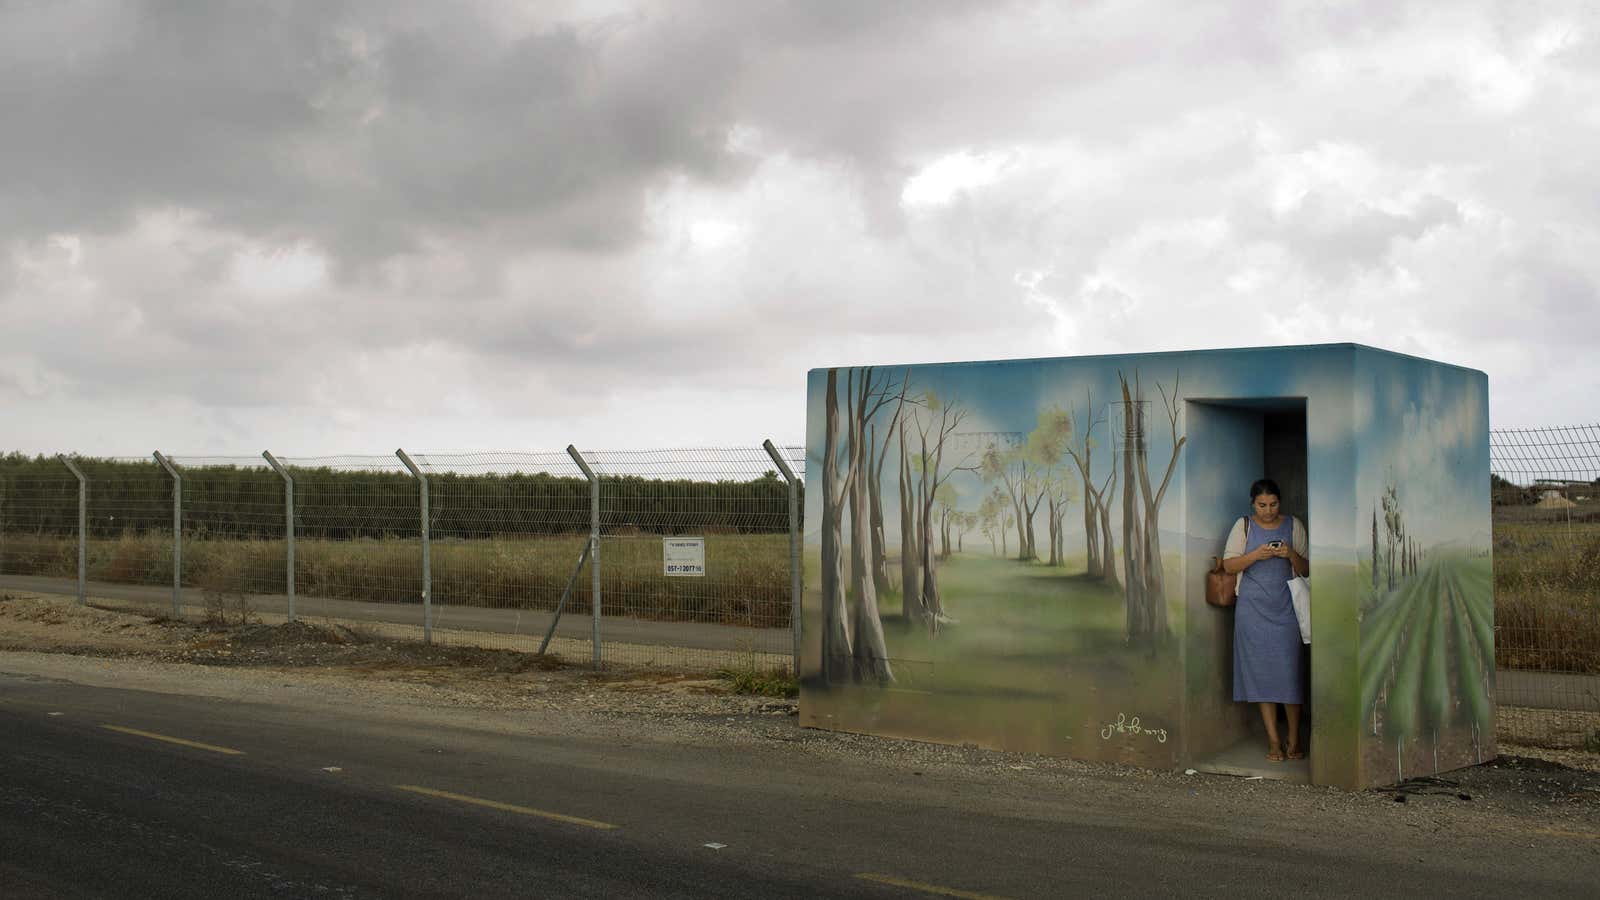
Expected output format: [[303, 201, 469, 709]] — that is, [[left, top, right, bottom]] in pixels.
[[1535, 489, 1578, 509]]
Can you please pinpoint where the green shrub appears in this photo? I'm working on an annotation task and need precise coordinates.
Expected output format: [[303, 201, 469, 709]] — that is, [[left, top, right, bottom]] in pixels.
[[715, 666, 798, 697]]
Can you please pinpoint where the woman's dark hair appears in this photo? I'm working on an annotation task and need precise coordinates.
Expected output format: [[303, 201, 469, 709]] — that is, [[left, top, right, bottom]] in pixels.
[[1250, 478, 1282, 500]]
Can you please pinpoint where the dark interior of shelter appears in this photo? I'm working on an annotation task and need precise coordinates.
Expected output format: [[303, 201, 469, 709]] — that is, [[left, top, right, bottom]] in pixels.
[[1189, 401, 1311, 782]]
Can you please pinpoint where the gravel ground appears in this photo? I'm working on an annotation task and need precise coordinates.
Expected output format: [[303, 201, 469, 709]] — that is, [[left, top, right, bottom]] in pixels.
[[3, 589, 1598, 839]]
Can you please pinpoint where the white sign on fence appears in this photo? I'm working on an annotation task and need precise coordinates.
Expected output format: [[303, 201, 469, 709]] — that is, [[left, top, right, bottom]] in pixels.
[[663, 537, 706, 577]]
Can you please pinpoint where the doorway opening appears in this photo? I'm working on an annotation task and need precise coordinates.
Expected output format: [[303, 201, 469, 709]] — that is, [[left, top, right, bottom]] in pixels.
[[1184, 398, 1310, 782]]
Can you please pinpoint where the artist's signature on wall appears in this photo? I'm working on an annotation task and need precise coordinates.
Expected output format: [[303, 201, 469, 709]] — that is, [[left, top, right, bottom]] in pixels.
[[1100, 713, 1168, 743]]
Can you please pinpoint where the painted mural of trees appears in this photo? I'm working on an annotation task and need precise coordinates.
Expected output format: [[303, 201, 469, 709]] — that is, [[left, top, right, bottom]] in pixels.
[[819, 367, 897, 685], [813, 366, 976, 638], [897, 377, 922, 622], [1116, 370, 1186, 645], [956, 511, 977, 553], [868, 376, 911, 598], [868, 421, 890, 596], [980, 442, 1044, 562], [1044, 474, 1074, 567], [1371, 492, 1423, 592], [909, 391, 976, 630], [821, 363, 1201, 669], [846, 369, 901, 680], [978, 488, 1009, 557], [1382, 483, 1404, 590], [978, 495, 996, 554], [819, 368, 855, 683], [935, 482, 958, 559], [1024, 406, 1075, 568], [1063, 393, 1119, 587], [1372, 509, 1380, 591]]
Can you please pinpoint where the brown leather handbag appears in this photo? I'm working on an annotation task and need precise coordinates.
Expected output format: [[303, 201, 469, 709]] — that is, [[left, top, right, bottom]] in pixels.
[[1205, 518, 1247, 607]]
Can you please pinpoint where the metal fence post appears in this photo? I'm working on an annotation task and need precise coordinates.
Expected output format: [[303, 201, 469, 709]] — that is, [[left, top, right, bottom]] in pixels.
[[395, 449, 431, 644], [59, 456, 89, 606], [152, 451, 182, 617], [567, 445, 600, 669], [262, 451, 295, 623], [763, 440, 802, 676]]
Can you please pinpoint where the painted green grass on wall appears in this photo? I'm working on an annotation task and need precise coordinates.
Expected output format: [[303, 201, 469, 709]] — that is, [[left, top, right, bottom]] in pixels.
[[810, 552, 1182, 756], [880, 553, 1130, 682], [1360, 556, 1494, 748]]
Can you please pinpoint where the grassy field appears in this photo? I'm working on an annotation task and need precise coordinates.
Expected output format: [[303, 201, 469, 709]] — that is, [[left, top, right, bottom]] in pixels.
[[1493, 519, 1600, 674], [5, 515, 1594, 670], [0, 532, 792, 627]]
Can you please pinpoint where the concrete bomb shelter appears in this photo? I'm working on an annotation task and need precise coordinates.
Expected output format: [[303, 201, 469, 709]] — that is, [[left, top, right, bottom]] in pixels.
[[799, 343, 1492, 789]]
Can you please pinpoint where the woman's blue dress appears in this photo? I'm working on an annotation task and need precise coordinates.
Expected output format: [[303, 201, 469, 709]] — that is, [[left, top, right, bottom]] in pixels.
[[1233, 517, 1305, 704]]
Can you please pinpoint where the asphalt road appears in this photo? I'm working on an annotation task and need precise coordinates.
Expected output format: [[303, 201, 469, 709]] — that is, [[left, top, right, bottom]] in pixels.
[[3, 672, 1597, 899]]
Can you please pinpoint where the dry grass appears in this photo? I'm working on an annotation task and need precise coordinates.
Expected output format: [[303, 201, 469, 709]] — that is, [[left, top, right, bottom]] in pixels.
[[1499, 705, 1600, 752], [201, 592, 260, 629], [1493, 520, 1600, 675], [0, 532, 791, 627], [7, 517, 1592, 659]]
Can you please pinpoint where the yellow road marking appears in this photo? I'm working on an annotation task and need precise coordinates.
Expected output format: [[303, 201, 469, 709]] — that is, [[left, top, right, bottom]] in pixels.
[[1533, 827, 1600, 841], [855, 873, 1012, 899], [393, 784, 618, 830], [101, 725, 245, 756]]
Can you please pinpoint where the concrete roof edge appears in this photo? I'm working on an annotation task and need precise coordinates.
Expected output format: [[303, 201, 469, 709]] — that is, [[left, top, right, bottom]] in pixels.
[[806, 342, 1360, 376], [807, 343, 1485, 378]]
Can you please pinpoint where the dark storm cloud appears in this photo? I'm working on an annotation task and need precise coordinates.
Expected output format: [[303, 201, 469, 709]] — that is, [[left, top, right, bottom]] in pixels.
[[0, 0, 992, 263], [2, 0, 1597, 453], [1, 1, 728, 260]]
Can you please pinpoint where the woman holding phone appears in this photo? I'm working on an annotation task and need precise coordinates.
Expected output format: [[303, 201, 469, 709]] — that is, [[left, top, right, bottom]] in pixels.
[[1221, 478, 1310, 761]]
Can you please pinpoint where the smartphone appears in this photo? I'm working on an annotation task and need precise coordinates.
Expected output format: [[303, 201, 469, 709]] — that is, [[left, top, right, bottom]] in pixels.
[[1265, 540, 1285, 550]]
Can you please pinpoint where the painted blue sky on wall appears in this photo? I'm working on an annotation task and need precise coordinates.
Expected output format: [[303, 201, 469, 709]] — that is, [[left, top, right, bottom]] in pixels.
[[803, 343, 1488, 556], [1354, 348, 1491, 550]]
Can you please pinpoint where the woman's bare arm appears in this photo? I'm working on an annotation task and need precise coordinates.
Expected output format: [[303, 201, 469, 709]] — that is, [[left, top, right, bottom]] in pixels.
[[1222, 546, 1268, 574]]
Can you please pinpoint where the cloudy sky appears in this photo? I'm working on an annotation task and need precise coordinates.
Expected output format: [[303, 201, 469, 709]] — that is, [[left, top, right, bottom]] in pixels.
[[3, 0, 1596, 458]]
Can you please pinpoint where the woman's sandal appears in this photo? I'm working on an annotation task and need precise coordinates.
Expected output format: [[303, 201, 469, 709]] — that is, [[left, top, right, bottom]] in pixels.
[[1285, 747, 1306, 760], [1267, 746, 1286, 762]]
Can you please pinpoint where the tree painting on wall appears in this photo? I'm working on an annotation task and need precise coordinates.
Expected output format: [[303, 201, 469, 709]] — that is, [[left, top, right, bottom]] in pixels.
[[813, 363, 1189, 700]]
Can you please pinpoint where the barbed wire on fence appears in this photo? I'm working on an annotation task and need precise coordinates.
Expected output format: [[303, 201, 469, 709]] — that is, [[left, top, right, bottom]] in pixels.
[[1491, 424, 1600, 481], [1490, 424, 1600, 504]]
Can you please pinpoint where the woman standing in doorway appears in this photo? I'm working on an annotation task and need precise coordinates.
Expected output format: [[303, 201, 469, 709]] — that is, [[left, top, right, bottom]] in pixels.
[[1221, 478, 1311, 761]]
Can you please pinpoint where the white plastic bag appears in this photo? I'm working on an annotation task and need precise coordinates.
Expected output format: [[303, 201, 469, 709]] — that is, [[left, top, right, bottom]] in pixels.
[[1287, 575, 1311, 645]]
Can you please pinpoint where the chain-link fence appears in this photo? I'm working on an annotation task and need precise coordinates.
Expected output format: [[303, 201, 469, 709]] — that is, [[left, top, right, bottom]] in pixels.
[[8, 425, 1597, 751], [0, 445, 805, 674], [0, 456, 178, 605], [585, 447, 798, 670], [1490, 425, 1600, 751]]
